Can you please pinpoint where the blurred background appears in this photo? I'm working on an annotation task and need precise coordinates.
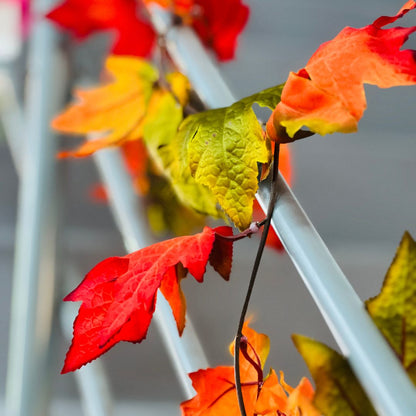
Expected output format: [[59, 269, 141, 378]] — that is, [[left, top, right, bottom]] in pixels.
[[1, 0, 415, 414]]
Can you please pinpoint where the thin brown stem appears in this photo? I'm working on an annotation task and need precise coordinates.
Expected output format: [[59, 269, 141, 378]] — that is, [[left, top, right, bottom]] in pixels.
[[234, 143, 281, 416], [215, 221, 264, 242]]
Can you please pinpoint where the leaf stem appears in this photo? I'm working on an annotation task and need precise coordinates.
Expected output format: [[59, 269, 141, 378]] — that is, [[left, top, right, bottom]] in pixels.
[[216, 221, 264, 242], [234, 143, 281, 416]]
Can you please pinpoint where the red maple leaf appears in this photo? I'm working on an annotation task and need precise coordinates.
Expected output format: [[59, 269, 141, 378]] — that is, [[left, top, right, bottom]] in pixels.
[[191, 0, 250, 61], [267, 0, 416, 142], [62, 226, 234, 373], [46, 0, 155, 56]]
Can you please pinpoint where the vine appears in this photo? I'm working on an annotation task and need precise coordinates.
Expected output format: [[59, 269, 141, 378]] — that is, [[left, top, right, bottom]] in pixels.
[[42, 0, 416, 415]]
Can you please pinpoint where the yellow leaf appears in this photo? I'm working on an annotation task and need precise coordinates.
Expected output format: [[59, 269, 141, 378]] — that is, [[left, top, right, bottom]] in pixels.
[[52, 56, 158, 157], [166, 72, 191, 107], [142, 90, 221, 219]]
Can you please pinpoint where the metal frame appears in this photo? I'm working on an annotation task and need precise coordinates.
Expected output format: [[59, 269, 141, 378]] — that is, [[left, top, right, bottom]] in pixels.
[[5, 0, 61, 414]]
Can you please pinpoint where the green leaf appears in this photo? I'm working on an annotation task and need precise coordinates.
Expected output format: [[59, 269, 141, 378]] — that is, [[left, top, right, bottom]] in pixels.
[[145, 172, 206, 237], [366, 231, 416, 384], [238, 84, 285, 110], [143, 90, 221, 219], [292, 334, 377, 416], [175, 85, 283, 230]]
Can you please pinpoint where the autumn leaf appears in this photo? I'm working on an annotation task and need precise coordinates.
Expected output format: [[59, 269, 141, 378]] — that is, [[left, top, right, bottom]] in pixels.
[[120, 139, 150, 195], [293, 335, 377, 416], [190, 0, 249, 61], [181, 324, 268, 416], [293, 231, 416, 415], [163, 85, 283, 230], [267, 0, 416, 143], [144, 0, 249, 60], [145, 172, 207, 237], [89, 143, 207, 235], [62, 226, 234, 373], [366, 231, 416, 385], [143, 0, 193, 23], [181, 323, 319, 416], [142, 89, 223, 220], [52, 56, 158, 157], [45, 0, 156, 56]]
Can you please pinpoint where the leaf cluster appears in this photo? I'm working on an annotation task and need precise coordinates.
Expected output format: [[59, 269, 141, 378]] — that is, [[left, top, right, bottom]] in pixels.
[[48, 1, 416, 416]]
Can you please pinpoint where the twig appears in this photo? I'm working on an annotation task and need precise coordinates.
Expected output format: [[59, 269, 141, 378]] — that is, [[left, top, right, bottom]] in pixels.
[[234, 143, 281, 416], [215, 221, 264, 242]]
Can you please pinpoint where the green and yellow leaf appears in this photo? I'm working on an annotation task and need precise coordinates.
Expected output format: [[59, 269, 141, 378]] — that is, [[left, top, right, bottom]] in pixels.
[[366, 231, 416, 384], [293, 231, 416, 415], [171, 85, 283, 230], [142, 90, 222, 219], [293, 335, 377, 416]]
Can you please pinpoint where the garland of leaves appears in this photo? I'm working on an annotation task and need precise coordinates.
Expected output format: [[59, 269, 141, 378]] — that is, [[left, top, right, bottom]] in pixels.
[[43, 0, 416, 415]]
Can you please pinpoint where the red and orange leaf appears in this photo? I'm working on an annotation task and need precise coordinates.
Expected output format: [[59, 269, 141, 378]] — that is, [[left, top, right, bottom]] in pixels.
[[280, 372, 319, 416], [254, 370, 287, 414], [46, 0, 155, 56], [52, 56, 158, 157], [182, 323, 268, 416], [181, 323, 319, 416], [62, 226, 233, 373], [267, 1, 416, 143], [121, 139, 150, 195], [144, 0, 249, 60], [159, 264, 188, 334], [255, 371, 319, 416], [229, 323, 270, 374], [191, 0, 249, 61], [182, 366, 257, 416]]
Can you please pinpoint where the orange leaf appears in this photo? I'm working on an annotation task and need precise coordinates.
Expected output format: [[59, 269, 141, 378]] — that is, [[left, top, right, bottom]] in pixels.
[[254, 370, 288, 414], [280, 372, 318, 416], [267, 1, 416, 142], [52, 56, 158, 157], [182, 367, 255, 416], [181, 323, 268, 416], [62, 226, 233, 373], [121, 139, 150, 195], [181, 323, 319, 416]]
